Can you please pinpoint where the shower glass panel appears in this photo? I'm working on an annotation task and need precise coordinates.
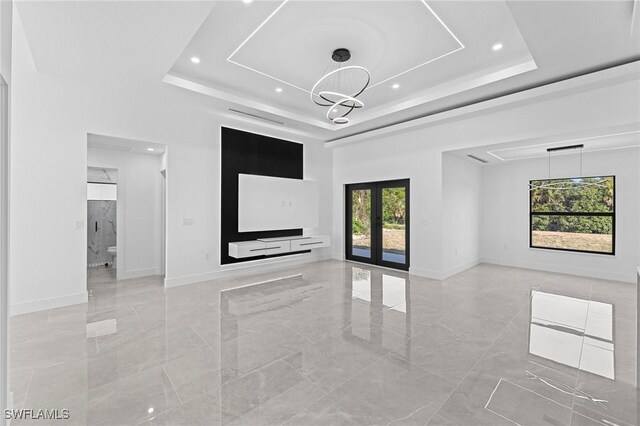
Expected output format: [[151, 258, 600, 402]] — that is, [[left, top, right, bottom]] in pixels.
[[87, 200, 117, 267]]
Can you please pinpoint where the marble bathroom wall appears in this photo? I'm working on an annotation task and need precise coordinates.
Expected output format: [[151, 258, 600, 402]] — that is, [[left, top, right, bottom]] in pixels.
[[88, 167, 118, 184], [87, 200, 117, 266]]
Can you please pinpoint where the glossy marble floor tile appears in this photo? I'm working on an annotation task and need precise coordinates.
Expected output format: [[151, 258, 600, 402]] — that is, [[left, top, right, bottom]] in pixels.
[[9, 261, 638, 425]]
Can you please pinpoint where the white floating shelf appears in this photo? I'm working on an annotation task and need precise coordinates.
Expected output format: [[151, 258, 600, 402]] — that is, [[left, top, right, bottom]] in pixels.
[[229, 235, 330, 259]]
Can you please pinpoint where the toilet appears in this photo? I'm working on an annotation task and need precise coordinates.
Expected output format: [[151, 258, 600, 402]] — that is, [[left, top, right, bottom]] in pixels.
[[107, 246, 117, 269]]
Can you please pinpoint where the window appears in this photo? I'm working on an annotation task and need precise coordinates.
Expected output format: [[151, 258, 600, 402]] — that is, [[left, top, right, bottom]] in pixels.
[[529, 176, 615, 255]]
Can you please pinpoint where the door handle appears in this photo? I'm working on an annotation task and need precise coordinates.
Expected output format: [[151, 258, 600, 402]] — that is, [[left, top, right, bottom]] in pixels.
[[95, 221, 98, 232]]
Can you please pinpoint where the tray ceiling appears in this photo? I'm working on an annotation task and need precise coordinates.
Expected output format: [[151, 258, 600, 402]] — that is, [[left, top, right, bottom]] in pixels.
[[166, 0, 536, 132]]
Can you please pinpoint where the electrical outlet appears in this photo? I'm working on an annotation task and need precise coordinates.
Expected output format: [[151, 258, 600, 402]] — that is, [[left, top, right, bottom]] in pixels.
[[182, 218, 194, 226], [75, 220, 84, 230], [204, 252, 210, 260]]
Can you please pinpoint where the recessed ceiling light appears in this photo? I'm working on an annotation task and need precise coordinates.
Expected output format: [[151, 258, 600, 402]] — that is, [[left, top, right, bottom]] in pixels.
[[242, 0, 253, 3], [190, 56, 201, 64], [392, 83, 400, 89], [332, 108, 339, 113], [492, 43, 503, 51], [275, 87, 283, 93], [147, 148, 154, 152], [147, 408, 154, 414]]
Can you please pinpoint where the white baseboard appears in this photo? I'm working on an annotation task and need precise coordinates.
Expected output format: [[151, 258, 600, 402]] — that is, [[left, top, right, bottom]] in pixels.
[[164, 252, 332, 288], [441, 258, 481, 280], [121, 267, 161, 280], [409, 266, 444, 280], [480, 257, 636, 283], [10, 291, 88, 316]]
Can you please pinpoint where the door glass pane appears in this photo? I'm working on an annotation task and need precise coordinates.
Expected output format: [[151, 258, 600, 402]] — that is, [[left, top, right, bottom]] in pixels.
[[351, 189, 372, 259], [381, 187, 406, 264]]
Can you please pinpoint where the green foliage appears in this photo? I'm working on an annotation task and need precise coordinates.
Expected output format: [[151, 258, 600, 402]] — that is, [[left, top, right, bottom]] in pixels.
[[532, 215, 612, 234], [351, 187, 407, 235], [352, 190, 371, 236], [382, 187, 406, 225], [530, 176, 614, 235], [352, 218, 366, 235]]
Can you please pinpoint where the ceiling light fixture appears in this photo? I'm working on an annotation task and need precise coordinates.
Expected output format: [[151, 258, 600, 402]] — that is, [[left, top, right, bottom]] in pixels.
[[492, 43, 503, 51], [242, 0, 253, 3], [147, 148, 154, 152], [392, 83, 400, 89], [275, 87, 283, 93], [190, 56, 201, 64], [310, 48, 370, 125], [529, 144, 607, 191]]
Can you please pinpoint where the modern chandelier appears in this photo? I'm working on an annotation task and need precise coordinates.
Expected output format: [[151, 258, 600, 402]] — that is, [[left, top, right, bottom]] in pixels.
[[528, 144, 608, 191], [310, 48, 370, 125]]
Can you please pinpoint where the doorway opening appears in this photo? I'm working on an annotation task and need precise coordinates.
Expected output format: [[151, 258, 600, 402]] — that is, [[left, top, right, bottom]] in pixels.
[[86, 134, 167, 290], [345, 179, 410, 270]]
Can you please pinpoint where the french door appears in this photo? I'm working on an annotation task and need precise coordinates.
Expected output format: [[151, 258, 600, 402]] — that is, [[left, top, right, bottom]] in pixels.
[[345, 179, 409, 270]]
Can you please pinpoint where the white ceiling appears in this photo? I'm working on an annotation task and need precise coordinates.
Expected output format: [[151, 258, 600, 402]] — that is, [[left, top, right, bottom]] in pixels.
[[15, 0, 640, 143], [447, 123, 640, 166], [167, 0, 536, 131], [88, 134, 166, 156]]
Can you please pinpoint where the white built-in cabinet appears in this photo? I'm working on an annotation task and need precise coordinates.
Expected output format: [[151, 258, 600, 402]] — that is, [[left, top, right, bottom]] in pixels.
[[87, 183, 117, 201], [229, 235, 330, 259]]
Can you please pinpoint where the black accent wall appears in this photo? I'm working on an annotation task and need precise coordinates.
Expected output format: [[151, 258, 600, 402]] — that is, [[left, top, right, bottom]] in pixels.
[[220, 127, 306, 265]]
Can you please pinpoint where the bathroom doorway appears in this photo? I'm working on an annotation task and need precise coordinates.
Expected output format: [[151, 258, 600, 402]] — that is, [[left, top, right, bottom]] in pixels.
[[86, 134, 167, 290], [87, 168, 118, 280]]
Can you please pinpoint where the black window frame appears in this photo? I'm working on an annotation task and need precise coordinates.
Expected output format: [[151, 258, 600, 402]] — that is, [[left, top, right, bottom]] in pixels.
[[529, 175, 615, 256]]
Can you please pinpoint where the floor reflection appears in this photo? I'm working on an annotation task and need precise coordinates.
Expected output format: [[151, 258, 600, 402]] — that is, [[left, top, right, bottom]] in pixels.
[[9, 262, 637, 425], [529, 290, 615, 380], [343, 267, 411, 359]]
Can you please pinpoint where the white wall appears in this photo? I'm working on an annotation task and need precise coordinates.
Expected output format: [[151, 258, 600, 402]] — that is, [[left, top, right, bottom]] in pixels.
[[332, 133, 444, 278], [331, 66, 639, 280], [480, 148, 640, 283], [87, 147, 164, 280], [442, 154, 482, 277], [0, 0, 11, 419], [9, 14, 333, 314]]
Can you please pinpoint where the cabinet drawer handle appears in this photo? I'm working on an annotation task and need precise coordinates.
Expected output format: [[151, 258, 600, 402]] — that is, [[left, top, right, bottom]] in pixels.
[[299, 241, 323, 247]]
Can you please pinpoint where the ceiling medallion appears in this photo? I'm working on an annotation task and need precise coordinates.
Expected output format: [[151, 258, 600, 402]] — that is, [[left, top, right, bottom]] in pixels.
[[310, 48, 370, 125]]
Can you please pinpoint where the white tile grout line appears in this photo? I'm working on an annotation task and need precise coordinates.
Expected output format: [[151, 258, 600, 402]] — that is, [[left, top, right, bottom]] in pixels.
[[493, 377, 574, 410], [484, 380, 522, 426], [189, 325, 212, 349], [424, 297, 533, 424], [568, 281, 593, 426], [230, 357, 329, 426], [161, 364, 183, 405], [18, 371, 34, 411]]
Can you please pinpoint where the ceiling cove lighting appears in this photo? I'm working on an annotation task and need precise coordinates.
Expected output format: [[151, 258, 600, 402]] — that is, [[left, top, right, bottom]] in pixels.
[[310, 48, 370, 125], [190, 56, 201, 64], [492, 43, 503, 51]]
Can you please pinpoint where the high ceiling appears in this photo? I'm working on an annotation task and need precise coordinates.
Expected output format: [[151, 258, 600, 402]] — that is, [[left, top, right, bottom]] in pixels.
[[15, 0, 640, 142], [447, 122, 640, 166]]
